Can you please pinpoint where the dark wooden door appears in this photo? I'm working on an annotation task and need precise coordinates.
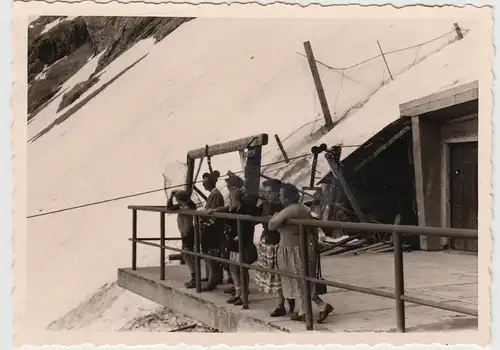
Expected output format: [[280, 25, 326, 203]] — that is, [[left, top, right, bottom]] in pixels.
[[449, 141, 478, 252]]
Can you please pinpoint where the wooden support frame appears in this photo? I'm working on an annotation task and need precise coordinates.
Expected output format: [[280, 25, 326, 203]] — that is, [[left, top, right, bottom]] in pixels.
[[185, 156, 196, 197], [185, 133, 268, 202], [355, 125, 411, 172], [244, 146, 263, 205], [324, 152, 366, 222], [187, 134, 268, 159]]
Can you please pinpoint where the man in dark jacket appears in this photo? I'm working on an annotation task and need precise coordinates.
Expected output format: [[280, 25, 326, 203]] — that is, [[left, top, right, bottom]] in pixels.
[[200, 171, 225, 291]]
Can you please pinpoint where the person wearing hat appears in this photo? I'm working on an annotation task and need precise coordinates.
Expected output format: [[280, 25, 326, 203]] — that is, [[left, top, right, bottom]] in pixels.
[[205, 171, 247, 294], [167, 189, 198, 289], [199, 171, 226, 291]]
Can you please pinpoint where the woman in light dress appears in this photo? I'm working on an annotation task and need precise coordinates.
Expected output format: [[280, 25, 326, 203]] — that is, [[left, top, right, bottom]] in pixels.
[[268, 183, 334, 323], [254, 179, 296, 317]]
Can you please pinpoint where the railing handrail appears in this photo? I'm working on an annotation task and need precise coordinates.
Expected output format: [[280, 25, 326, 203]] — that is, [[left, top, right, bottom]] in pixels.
[[128, 205, 478, 239], [131, 237, 479, 318], [127, 206, 479, 332]]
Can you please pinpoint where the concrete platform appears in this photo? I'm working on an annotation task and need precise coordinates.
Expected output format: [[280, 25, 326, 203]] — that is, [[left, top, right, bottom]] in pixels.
[[117, 251, 478, 333]]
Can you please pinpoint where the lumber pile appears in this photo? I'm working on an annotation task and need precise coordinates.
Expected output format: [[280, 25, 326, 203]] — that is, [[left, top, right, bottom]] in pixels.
[[319, 233, 412, 256]]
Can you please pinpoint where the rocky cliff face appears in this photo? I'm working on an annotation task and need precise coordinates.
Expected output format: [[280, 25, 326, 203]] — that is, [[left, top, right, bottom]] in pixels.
[[27, 16, 192, 120]]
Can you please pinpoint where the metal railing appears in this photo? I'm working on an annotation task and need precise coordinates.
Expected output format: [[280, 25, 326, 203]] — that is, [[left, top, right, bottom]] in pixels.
[[127, 204, 478, 332]]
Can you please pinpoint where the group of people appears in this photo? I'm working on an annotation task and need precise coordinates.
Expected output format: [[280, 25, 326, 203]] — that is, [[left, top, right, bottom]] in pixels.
[[166, 170, 334, 324]]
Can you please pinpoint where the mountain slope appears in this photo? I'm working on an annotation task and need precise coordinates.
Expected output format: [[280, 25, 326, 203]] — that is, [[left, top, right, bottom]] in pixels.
[[27, 16, 482, 330]]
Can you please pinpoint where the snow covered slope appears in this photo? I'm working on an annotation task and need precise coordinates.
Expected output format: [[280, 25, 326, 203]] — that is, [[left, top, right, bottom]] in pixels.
[[27, 17, 483, 330]]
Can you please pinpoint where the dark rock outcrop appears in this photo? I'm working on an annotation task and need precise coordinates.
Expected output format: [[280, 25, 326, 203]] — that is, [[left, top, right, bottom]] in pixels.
[[84, 16, 193, 73], [57, 75, 100, 112], [28, 17, 95, 118], [27, 16, 193, 122], [28, 17, 91, 83]]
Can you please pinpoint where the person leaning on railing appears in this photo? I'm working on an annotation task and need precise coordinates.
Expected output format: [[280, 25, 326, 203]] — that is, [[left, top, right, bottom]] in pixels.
[[254, 178, 296, 317], [166, 190, 198, 289], [268, 183, 334, 324], [221, 171, 246, 290], [199, 171, 226, 291], [209, 188, 258, 305], [205, 171, 247, 295]]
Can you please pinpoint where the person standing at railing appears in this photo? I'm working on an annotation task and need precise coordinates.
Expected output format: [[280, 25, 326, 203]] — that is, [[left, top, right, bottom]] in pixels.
[[166, 190, 199, 289], [221, 172, 246, 289], [199, 171, 225, 291], [254, 178, 296, 317], [268, 183, 334, 324], [217, 188, 258, 305], [209, 172, 256, 295]]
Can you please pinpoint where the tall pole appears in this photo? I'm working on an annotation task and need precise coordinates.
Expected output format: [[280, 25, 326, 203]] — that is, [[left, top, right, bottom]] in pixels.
[[303, 41, 334, 131]]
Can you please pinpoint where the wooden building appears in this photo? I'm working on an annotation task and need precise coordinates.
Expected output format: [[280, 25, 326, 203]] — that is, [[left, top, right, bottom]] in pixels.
[[319, 81, 478, 252], [401, 81, 478, 252]]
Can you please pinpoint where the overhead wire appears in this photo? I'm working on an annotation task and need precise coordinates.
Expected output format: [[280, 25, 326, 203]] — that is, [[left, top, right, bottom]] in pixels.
[[27, 152, 314, 219], [296, 27, 462, 72], [295, 26, 464, 130]]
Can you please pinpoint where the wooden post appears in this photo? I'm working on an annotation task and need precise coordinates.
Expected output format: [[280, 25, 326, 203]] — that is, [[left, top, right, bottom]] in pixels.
[[454, 23, 463, 40], [274, 134, 290, 163], [193, 185, 208, 201], [185, 156, 195, 197], [377, 40, 394, 81], [193, 158, 204, 184], [411, 115, 426, 227], [244, 146, 262, 206], [303, 41, 334, 131], [324, 152, 366, 222]]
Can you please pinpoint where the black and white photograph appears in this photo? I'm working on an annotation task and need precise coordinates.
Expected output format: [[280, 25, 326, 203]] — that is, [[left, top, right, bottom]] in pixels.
[[15, 3, 493, 346]]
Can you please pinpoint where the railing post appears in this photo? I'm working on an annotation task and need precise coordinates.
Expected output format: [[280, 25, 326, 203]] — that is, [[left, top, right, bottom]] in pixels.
[[299, 224, 314, 331], [132, 209, 137, 270], [160, 212, 166, 281], [194, 216, 202, 293], [392, 231, 406, 332], [237, 219, 249, 309]]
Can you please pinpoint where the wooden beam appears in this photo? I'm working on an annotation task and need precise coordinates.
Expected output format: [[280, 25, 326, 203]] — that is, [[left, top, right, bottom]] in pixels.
[[193, 157, 204, 184], [411, 116, 426, 227], [400, 81, 478, 117], [274, 134, 290, 163], [244, 146, 262, 206], [324, 152, 366, 222], [187, 134, 268, 159], [193, 185, 208, 201], [185, 156, 195, 197], [303, 41, 334, 131], [377, 40, 393, 81], [354, 125, 411, 172], [454, 22, 463, 40]]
